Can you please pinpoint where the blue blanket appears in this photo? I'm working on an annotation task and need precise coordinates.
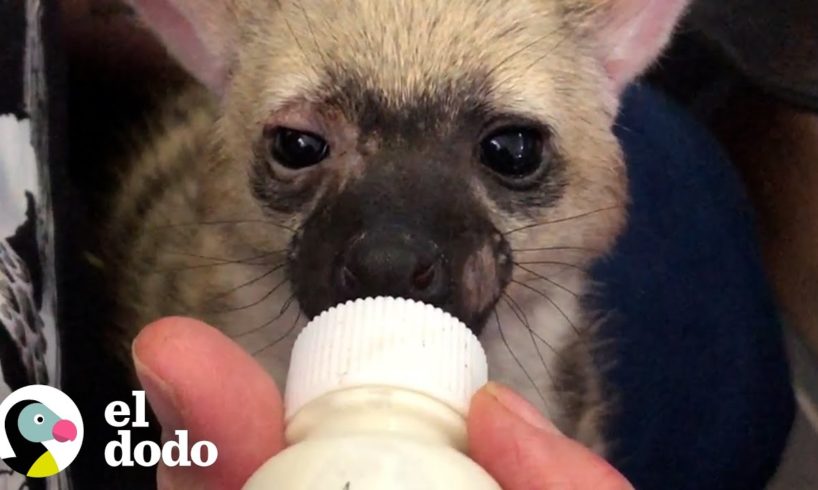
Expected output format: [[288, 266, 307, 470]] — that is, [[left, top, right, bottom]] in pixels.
[[596, 85, 795, 489]]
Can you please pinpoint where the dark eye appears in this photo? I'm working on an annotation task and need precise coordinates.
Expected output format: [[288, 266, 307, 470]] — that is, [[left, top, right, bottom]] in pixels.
[[269, 127, 329, 169], [480, 127, 544, 179], [34, 414, 44, 425]]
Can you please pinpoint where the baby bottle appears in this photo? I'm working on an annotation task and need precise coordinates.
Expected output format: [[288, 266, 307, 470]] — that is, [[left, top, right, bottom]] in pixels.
[[242, 296, 501, 489]]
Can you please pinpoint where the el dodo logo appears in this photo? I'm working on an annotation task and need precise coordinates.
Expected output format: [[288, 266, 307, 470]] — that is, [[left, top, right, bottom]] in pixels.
[[0, 385, 83, 478], [104, 391, 217, 468]]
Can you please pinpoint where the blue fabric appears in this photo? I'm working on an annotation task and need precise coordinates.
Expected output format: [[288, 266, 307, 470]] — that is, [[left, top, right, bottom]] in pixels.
[[593, 85, 795, 489]]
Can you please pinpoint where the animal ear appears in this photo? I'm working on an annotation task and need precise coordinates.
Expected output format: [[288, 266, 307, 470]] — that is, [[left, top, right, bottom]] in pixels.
[[125, 0, 237, 92], [592, 0, 691, 92]]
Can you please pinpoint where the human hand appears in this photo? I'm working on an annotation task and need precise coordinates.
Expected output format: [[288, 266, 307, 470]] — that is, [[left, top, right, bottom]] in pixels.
[[131, 317, 284, 489], [132, 317, 633, 490], [468, 383, 634, 490]]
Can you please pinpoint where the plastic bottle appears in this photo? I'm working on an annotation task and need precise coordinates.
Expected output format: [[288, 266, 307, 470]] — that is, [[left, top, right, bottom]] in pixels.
[[242, 296, 501, 489]]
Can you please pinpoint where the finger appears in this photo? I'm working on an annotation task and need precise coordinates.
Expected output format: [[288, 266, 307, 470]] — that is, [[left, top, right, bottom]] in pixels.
[[132, 316, 285, 490], [468, 383, 633, 490]]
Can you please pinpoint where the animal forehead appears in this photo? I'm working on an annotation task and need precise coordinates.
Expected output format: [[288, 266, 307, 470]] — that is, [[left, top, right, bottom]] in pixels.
[[258, 0, 573, 101], [279, 0, 565, 57], [323, 72, 491, 137]]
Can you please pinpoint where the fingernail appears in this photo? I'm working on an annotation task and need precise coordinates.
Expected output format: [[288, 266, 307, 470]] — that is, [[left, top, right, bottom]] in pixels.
[[133, 351, 184, 432], [483, 382, 562, 435]]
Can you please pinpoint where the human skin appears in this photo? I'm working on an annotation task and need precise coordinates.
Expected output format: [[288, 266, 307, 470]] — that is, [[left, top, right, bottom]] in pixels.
[[132, 317, 634, 490]]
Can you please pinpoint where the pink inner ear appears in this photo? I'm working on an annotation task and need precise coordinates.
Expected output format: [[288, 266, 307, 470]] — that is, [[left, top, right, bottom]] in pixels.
[[601, 0, 690, 92], [129, 0, 226, 92]]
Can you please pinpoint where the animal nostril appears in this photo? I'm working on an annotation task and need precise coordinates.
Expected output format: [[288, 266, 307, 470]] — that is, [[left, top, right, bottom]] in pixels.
[[333, 229, 449, 306], [412, 261, 437, 291]]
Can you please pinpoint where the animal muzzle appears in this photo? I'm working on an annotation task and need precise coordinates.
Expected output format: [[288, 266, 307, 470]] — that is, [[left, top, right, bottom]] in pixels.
[[334, 226, 450, 307]]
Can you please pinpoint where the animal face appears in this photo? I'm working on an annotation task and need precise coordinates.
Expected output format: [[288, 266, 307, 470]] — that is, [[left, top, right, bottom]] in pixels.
[[225, 3, 623, 333], [117, 0, 692, 430], [230, 2, 624, 331], [126, 0, 688, 332]]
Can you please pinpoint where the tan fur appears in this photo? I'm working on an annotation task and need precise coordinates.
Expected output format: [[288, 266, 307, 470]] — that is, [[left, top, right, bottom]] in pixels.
[[100, 0, 682, 454]]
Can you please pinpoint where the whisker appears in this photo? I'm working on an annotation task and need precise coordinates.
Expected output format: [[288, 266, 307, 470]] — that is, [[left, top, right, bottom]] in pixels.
[[493, 309, 548, 407], [155, 250, 286, 272], [502, 296, 554, 382], [492, 27, 572, 88], [163, 249, 285, 264], [512, 245, 604, 254], [270, 0, 323, 75], [514, 263, 580, 297], [148, 219, 296, 233], [515, 259, 588, 273], [502, 293, 559, 355], [211, 275, 290, 314], [485, 24, 564, 82], [296, 1, 332, 68], [503, 205, 621, 236], [232, 294, 297, 339], [252, 309, 303, 356], [510, 279, 580, 337], [207, 263, 287, 303]]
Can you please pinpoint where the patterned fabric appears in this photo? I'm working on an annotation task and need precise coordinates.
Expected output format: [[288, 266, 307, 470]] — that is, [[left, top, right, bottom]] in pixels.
[[0, 219, 50, 388], [0, 0, 67, 488]]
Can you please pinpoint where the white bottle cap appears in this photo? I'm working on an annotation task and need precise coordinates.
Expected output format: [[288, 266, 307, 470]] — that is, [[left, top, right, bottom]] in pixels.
[[284, 297, 488, 421]]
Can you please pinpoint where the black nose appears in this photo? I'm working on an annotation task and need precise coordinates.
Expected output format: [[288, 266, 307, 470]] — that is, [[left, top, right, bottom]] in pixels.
[[335, 229, 449, 306]]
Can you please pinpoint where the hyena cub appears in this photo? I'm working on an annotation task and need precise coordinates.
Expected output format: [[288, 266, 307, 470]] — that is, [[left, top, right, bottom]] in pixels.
[[106, 0, 689, 452]]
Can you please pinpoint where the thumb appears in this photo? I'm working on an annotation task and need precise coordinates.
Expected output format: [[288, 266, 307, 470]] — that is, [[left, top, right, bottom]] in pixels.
[[132, 317, 285, 490], [468, 383, 633, 490]]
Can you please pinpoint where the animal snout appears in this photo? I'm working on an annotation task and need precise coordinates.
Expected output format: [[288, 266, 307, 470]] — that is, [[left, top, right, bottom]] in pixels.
[[335, 228, 450, 306]]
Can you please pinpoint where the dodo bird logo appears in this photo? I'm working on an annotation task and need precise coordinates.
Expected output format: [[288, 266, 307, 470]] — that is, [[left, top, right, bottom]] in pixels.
[[0, 385, 84, 478]]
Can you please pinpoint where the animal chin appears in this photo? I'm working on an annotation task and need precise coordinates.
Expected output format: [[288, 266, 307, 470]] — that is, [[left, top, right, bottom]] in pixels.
[[461, 289, 507, 334]]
